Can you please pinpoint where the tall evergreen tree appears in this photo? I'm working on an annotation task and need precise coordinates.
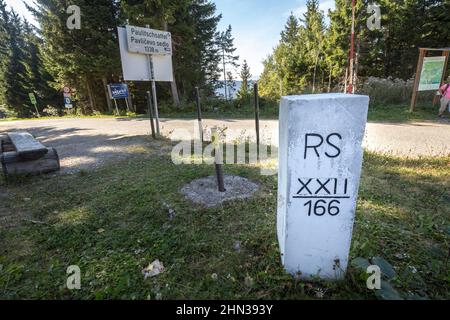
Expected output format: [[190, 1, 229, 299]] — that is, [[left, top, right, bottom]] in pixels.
[[0, 8, 30, 116], [237, 59, 251, 100], [29, 0, 121, 113], [217, 24, 239, 100], [121, 0, 222, 100], [280, 12, 299, 44]]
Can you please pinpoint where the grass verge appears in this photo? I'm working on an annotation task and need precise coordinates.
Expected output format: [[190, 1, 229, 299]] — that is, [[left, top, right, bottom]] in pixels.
[[0, 141, 448, 299], [0, 102, 441, 123]]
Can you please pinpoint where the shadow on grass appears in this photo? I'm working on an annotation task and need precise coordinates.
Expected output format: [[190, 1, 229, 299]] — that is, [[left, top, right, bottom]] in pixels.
[[0, 145, 448, 299]]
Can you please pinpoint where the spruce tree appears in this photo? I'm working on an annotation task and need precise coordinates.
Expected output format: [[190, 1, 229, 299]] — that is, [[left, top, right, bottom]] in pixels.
[[281, 12, 299, 44], [217, 24, 239, 100], [30, 0, 121, 113], [237, 60, 251, 100]]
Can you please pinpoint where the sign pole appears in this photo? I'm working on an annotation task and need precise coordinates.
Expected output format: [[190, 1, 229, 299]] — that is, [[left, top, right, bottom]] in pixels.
[[152, 79, 160, 135], [144, 24, 160, 136], [195, 86, 204, 143], [254, 82, 260, 161], [33, 103, 40, 117], [113, 98, 119, 115], [125, 98, 130, 111], [147, 91, 156, 139]]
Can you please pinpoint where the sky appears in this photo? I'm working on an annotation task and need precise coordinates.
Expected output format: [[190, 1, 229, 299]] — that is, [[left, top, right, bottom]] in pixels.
[[215, 0, 335, 79], [4, 0, 35, 24], [5, 0, 335, 80]]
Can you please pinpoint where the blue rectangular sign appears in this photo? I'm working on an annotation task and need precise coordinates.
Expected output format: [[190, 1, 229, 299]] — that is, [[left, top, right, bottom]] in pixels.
[[109, 83, 129, 99]]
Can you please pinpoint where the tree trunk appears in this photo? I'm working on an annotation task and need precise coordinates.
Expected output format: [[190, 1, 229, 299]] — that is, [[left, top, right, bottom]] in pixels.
[[102, 77, 113, 113], [126, 83, 134, 112], [222, 49, 228, 100], [328, 62, 332, 93], [164, 21, 180, 107], [312, 50, 320, 93], [85, 76, 95, 113]]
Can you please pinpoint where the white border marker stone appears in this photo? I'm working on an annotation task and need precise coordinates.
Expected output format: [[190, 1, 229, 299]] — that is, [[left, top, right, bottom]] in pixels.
[[277, 93, 369, 280]]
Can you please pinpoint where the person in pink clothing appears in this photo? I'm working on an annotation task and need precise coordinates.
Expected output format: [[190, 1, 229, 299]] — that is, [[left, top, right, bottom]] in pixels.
[[438, 76, 450, 118]]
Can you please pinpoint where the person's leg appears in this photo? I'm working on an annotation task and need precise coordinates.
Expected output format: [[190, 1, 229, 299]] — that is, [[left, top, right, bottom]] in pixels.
[[438, 97, 450, 116]]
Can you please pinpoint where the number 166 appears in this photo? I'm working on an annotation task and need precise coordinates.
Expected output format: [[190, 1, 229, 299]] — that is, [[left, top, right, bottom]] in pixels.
[[304, 200, 340, 216]]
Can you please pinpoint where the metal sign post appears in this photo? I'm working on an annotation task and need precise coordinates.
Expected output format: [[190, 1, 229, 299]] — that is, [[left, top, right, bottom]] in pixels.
[[151, 79, 160, 135], [195, 86, 204, 143], [118, 25, 174, 136], [147, 91, 156, 139], [254, 82, 260, 161], [113, 99, 120, 115], [145, 24, 160, 136]]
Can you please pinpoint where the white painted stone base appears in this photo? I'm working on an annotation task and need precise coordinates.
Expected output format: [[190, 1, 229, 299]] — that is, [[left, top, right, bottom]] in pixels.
[[277, 93, 369, 280]]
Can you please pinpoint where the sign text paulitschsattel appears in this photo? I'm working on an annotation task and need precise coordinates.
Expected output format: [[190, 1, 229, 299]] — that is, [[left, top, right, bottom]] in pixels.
[[126, 25, 172, 56]]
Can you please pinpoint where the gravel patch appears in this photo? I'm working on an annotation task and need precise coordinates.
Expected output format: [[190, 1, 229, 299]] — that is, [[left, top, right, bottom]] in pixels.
[[180, 175, 259, 208]]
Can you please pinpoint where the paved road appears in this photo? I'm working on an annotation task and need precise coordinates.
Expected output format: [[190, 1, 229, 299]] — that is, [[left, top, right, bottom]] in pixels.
[[1, 118, 449, 172]]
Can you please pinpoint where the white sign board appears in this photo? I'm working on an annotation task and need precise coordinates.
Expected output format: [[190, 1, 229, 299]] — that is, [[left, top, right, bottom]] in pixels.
[[118, 27, 173, 82], [125, 25, 172, 55], [277, 93, 369, 280]]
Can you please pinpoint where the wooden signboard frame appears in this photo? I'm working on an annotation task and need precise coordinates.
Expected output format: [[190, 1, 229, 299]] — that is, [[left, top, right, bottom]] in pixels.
[[410, 47, 450, 112]]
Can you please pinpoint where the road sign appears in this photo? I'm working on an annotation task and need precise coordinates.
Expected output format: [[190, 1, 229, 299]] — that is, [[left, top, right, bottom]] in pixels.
[[64, 96, 73, 109], [118, 27, 173, 82], [125, 25, 172, 55], [108, 83, 129, 99], [277, 93, 369, 280], [28, 93, 37, 105], [63, 86, 71, 94]]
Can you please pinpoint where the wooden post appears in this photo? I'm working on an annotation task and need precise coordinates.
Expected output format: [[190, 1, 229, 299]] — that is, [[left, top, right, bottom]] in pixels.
[[410, 48, 426, 112]]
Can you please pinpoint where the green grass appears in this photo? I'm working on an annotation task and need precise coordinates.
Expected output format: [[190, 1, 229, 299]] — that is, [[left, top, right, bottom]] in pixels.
[[0, 113, 138, 122], [366, 103, 439, 122], [1, 101, 441, 123], [0, 140, 448, 299]]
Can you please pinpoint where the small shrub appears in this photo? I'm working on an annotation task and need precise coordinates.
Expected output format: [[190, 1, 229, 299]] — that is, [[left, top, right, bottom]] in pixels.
[[42, 105, 60, 117], [358, 77, 434, 106], [0, 104, 17, 118]]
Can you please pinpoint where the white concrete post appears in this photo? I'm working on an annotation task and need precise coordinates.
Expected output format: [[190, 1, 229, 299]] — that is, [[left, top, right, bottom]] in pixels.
[[277, 93, 369, 280]]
